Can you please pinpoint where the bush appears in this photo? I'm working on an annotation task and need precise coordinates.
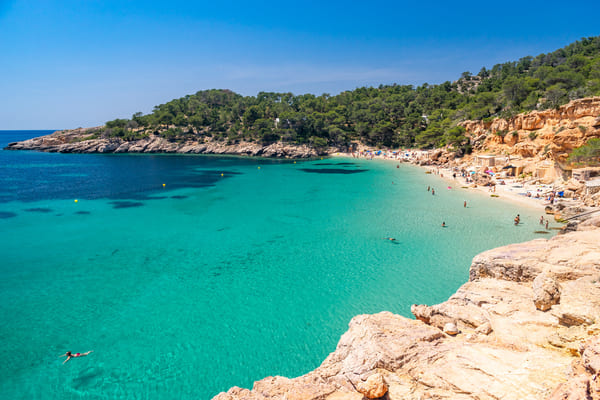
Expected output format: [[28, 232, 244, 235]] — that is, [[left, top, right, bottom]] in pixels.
[[529, 131, 538, 140], [310, 136, 328, 148], [568, 138, 600, 165], [106, 119, 128, 129]]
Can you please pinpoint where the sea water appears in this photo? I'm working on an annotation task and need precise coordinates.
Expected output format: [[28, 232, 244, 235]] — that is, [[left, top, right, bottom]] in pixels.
[[0, 131, 553, 399]]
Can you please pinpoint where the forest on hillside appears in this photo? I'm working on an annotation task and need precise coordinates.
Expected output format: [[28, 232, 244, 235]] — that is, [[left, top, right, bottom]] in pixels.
[[97, 36, 600, 152]]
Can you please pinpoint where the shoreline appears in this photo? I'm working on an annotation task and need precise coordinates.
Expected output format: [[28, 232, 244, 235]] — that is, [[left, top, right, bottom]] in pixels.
[[215, 206, 600, 400], [333, 151, 557, 213]]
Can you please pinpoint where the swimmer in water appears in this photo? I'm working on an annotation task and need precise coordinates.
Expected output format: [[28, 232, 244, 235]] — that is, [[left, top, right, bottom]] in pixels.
[[383, 237, 396, 241], [442, 222, 446, 227], [514, 214, 520, 225], [60, 350, 93, 364], [464, 201, 467, 208]]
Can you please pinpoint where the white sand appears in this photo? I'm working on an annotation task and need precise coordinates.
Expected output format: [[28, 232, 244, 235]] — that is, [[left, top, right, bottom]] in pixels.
[[333, 151, 569, 213]]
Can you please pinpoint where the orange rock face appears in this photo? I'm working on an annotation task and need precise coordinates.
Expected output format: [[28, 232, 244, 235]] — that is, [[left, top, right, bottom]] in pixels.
[[460, 97, 600, 160]]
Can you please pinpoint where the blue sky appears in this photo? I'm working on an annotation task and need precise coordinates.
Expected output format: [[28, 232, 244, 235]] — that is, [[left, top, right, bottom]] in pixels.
[[1, 0, 599, 129]]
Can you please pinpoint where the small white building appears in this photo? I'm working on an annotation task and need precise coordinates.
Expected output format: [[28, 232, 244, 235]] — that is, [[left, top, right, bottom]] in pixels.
[[475, 155, 497, 168]]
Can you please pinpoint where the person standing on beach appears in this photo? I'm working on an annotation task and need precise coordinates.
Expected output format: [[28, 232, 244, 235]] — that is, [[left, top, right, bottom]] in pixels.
[[540, 216, 544, 225], [546, 220, 549, 230]]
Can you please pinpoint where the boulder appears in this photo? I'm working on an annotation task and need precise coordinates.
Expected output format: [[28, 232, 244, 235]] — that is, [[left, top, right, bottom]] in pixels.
[[532, 273, 561, 311], [443, 322, 459, 335], [356, 373, 387, 399]]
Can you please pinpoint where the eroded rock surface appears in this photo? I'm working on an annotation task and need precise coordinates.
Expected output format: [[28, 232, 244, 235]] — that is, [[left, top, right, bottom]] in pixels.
[[460, 97, 600, 162], [214, 227, 600, 399], [4, 128, 323, 159]]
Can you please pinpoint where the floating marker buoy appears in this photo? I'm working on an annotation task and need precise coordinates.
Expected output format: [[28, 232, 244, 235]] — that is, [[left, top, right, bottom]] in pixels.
[[74, 199, 78, 203], [293, 161, 296, 164], [258, 167, 261, 169], [221, 173, 224, 177], [162, 183, 166, 187]]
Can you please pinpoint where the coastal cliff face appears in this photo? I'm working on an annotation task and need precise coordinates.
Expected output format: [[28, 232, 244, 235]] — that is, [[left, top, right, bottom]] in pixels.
[[3, 128, 322, 159], [460, 97, 600, 162], [214, 221, 600, 400]]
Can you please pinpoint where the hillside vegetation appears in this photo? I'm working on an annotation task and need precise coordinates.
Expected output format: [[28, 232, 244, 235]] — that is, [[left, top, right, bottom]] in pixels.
[[97, 36, 600, 152]]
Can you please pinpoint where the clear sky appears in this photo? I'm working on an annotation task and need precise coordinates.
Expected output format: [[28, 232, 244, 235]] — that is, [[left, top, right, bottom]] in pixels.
[[1, 0, 599, 129]]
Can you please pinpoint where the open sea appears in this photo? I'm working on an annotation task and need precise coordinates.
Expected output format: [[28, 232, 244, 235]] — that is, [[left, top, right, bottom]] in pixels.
[[0, 131, 552, 399]]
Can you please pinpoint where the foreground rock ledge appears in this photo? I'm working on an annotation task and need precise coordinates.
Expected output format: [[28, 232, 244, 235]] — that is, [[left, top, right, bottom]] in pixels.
[[215, 226, 600, 400]]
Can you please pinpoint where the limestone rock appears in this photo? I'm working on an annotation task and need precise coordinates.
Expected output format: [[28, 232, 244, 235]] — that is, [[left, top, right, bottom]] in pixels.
[[443, 322, 459, 335], [470, 230, 600, 282], [532, 273, 561, 311], [356, 373, 387, 399], [583, 336, 600, 375], [4, 130, 321, 159], [475, 322, 492, 335], [459, 97, 600, 161]]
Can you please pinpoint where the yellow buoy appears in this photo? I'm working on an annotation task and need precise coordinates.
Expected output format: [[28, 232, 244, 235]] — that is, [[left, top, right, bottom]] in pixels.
[[221, 173, 224, 177], [293, 161, 296, 164], [258, 166, 261, 169], [162, 183, 166, 187], [74, 199, 78, 203]]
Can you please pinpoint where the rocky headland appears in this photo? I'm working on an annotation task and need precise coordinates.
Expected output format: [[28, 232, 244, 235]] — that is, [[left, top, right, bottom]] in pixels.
[[3, 128, 324, 159], [214, 217, 600, 400]]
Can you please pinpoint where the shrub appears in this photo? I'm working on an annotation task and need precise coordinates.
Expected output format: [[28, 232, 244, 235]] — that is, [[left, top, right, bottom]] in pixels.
[[529, 131, 538, 140]]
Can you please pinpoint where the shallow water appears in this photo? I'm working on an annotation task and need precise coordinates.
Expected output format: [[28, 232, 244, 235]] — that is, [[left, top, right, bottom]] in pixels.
[[0, 131, 551, 399]]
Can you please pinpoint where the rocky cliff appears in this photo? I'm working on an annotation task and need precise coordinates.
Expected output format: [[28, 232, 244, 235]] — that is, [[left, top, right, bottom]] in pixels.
[[3, 128, 323, 159], [460, 97, 600, 162], [214, 219, 600, 400]]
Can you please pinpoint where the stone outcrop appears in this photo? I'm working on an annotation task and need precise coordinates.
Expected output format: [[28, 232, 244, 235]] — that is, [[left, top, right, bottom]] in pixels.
[[356, 373, 387, 399], [533, 273, 561, 311], [460, 97, 600, 162], [4, 128, 324, 159], [215, 226, 600, 399]]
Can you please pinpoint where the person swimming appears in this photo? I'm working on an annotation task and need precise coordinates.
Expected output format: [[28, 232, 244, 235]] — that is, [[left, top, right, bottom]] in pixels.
[[441, 221, 446, 227], [383, 237, 397, 241], [60, 350, 93, 364], [514, 214, 520, 225]]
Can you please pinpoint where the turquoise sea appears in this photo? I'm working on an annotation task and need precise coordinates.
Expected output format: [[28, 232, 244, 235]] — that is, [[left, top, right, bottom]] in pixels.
[[0, 131, 552, 399]]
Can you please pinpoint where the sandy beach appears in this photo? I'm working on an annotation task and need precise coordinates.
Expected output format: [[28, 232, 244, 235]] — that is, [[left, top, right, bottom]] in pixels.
[[333, 150, 579, 217]]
